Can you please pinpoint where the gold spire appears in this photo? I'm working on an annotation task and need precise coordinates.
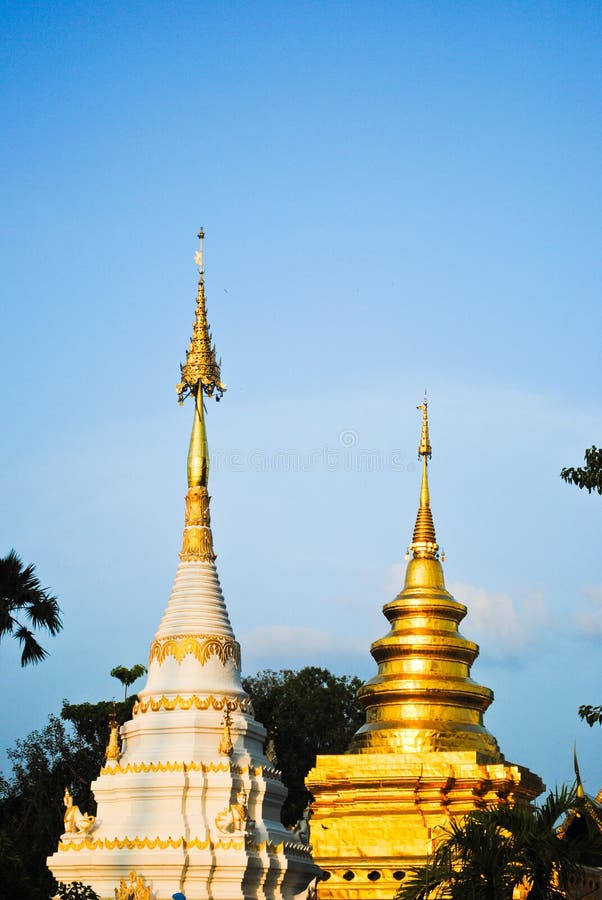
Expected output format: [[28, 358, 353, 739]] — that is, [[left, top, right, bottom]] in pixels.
[[408, 398, 440, 560], [178, 229, 222, 563], [349, 398, 500, 757], [176, 227, 226, 405]]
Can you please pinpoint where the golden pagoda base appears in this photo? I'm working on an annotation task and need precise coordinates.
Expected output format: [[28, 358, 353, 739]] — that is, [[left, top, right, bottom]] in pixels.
[[306, 750, 544, 900]]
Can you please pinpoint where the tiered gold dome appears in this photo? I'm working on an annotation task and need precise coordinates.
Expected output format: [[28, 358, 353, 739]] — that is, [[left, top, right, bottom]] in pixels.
[[350, 400, 500, 757], [306, 400, 543, 900]]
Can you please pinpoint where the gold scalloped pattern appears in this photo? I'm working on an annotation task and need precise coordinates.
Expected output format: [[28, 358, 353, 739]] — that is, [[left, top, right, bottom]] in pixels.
[[100, 760, 263, 776], [148, 634, 241, 668], [58, 836, 243, 852], [58, 834, 310, 855], [132, 694, 253, 716]]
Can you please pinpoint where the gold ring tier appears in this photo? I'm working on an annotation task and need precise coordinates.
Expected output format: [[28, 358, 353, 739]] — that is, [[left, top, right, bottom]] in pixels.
[[351, 555, 499, 756]]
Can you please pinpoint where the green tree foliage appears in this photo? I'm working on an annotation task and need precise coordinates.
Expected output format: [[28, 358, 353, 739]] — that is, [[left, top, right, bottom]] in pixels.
[[0, 715, 92, 900], [0, 824, 32, 893], [242, 667, 364, 825], [0, 698, 135, 900], [56, 882, 100, 899], [561, 446, 602, 495], [396, 787, 600, 900], [110, 663, 147, 699], [0, 550, 62, 665], [578, 704, 602, 727], [62, 697, 136, 767], [561, 447, 602, 724]]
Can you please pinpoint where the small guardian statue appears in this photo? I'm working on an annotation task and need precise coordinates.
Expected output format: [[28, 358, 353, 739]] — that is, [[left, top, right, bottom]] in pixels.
[[215, 787, 249, 834], [63, 787, 96, 835], [105, 706, 121, 761], [265, 730, 278, 765], [219, 707, 234, 756]]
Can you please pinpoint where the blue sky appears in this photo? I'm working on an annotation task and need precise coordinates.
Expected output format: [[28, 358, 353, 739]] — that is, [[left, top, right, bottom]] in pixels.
[[1, 1, 601, 796]]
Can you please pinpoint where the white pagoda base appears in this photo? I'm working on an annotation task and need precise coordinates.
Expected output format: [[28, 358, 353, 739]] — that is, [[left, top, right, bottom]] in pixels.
[[47, 561, 318, 900]]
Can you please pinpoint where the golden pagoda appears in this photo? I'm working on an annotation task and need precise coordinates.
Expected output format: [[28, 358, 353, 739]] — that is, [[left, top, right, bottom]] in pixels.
[[306, 400, 544, 900]]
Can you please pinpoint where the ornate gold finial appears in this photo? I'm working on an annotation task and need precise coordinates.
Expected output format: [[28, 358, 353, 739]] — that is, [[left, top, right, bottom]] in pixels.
[[178, 230, 223, 563], [408, 397, 440, 560], [417, 393, 432, 459], [176, 228, 226, 405]]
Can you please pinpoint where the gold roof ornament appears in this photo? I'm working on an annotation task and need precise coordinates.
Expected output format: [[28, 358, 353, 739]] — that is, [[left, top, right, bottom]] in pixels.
[[176, 227, 226, 405]]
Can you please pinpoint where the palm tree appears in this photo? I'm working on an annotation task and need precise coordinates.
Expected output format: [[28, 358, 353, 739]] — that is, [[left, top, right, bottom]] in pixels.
[[0, 550, 62, 665], [397, 787, 601, 900], [396, 807, 520, 900], [110, 663, 147, 700]]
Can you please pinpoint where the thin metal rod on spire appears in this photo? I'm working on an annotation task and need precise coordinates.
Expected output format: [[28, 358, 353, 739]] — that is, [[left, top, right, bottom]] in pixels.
[[194, 227, 205, 275]]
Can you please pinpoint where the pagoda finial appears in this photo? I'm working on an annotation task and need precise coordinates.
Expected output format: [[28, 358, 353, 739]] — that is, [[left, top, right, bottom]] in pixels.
[[178, 230, 222, 563], [417, 392, 432, 459], [176, 227, 226, 405], [408, 397, 440, 560]]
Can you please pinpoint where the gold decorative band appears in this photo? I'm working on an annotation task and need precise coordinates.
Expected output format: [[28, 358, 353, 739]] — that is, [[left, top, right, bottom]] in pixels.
[[59, 834, 310, 856], [59, 836, 242, 852], [132, 693, 253, 716], [149, 634, 241, 668], [180, 486, 216, 561]]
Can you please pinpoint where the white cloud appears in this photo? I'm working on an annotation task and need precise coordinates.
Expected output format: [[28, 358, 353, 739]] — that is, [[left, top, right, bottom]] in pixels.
[[574, 586, 602, 639], [240, 625, 369, 677], [445, 581, 549, 661]]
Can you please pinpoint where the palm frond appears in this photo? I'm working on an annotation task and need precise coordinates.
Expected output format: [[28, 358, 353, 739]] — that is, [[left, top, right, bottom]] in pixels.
[[0, 550, 62, 664], [14, 624, 48, 666], [395, 857, 453, 900], [24, 591, 62, 634]]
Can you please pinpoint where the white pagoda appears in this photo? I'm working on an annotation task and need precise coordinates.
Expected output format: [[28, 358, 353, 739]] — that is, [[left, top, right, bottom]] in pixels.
[[48, 231, 318, 900]]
